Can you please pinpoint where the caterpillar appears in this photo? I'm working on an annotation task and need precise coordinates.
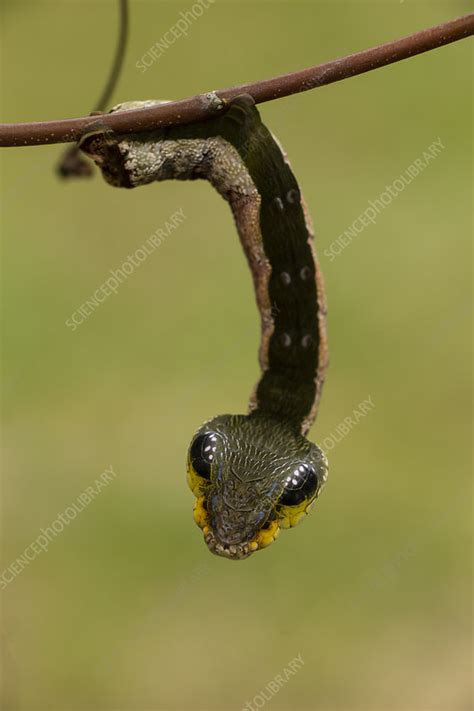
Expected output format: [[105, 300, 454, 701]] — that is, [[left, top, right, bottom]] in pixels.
[[81, 95, 329, 560]]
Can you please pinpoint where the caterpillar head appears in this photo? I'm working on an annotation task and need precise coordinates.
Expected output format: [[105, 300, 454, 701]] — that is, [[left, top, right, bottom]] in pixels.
[[187, 414, 328, 560]]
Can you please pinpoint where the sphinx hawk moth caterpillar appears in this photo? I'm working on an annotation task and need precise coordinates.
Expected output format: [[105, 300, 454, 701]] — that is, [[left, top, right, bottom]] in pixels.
[[81, 95, 329, 560]]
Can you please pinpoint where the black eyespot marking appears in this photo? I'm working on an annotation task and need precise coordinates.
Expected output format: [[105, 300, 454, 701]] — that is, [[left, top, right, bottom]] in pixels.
[[279, 464, 318, 506], [190, 432, 219, 480]]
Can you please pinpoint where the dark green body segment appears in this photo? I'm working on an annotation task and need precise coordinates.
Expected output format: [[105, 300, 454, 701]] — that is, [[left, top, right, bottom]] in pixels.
[[154, 99, 321, 431]]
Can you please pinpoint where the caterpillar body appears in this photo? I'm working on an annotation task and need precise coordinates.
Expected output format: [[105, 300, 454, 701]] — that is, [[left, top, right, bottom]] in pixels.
[[81, 95, 328, 560]]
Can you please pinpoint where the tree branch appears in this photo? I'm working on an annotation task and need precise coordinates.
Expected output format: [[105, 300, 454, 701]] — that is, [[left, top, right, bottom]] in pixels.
[[1, 12, 472, 148]]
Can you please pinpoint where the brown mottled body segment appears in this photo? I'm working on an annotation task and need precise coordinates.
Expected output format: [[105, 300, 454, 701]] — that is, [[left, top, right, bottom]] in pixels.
[[81, 95, 328, 436]]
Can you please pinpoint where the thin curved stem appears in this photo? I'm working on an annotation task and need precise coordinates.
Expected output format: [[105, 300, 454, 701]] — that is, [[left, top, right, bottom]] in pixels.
[[1, 12, 472, 148], [57, 0, 129, 177], [91, 0, 129, 113]]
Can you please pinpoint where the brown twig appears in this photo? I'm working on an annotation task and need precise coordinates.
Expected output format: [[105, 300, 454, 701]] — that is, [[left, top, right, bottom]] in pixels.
[[1, 12, 472, 148]]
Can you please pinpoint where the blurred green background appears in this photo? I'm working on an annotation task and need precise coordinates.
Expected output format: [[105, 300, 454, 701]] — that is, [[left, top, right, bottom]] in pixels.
[[1, 1, 472, 709]]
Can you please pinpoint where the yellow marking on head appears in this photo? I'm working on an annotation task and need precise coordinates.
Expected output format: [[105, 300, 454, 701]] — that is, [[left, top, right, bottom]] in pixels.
[[278, 498, 316, 529], [193, 495, 209, 530], [187, 462, 207, 497], [254, 518, 280, 548]]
